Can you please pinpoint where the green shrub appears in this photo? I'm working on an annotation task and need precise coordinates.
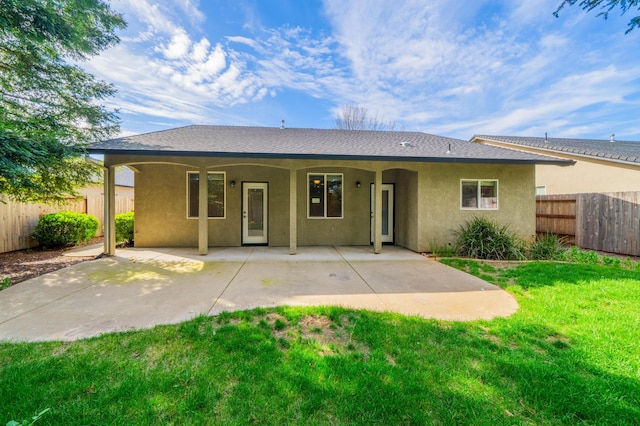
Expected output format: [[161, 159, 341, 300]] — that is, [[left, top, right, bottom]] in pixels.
[[563, 246, 600, 264], [115, 211, 134, 244], [453, 216, 524, 260], [32, 211, 99, 249], [602, 256, 621, 267], [527, 232, 568, 260]]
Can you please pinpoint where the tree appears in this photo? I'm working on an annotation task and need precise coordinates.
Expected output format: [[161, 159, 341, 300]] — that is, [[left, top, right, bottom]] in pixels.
[[554, 0, 640, 33], [335, 104, 398, 131], [0, 0, 126, 203]]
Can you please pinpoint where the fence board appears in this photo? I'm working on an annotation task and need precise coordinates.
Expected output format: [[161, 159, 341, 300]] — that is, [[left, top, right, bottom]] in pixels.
[[538, 191, 640, 257], [0, 193, 133, 253], [536, 195, 577, 244]]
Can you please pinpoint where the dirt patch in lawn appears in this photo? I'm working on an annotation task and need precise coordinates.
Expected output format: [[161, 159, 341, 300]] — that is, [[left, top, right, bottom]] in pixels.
[[0, 237, 102, 287]]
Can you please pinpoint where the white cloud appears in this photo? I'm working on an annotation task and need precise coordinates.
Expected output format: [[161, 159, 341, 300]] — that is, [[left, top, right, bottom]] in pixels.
[[91, 0, 640, 139], [227, 36, 261, 50], [88, 0, 276, 123], [160, 30, 192, 59], [192, 38, 210, 62]]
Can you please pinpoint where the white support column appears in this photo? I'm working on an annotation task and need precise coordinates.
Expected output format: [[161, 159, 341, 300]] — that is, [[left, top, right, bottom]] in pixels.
[[373, 170, 383, 254], [103, 165, 116, 256], [198, 168, 208, 255], [289, 168, 297, 255]]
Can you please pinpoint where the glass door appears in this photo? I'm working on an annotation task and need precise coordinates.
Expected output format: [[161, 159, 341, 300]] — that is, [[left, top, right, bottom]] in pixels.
[[242, 183, 268, 245], [370, 184, 394, 243]]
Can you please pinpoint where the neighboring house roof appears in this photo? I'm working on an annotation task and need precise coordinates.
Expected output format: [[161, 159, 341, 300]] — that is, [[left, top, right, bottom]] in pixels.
[[115, 166, 135, 187], [89, 125, 570, 165], [472, 135, 640, 166]]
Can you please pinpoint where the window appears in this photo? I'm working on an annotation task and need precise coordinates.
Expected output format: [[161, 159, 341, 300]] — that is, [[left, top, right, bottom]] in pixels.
[[535, 186, 547, 196], [308, 173, 343, 218], [187, 172, 225, 218], [461, 180, 498, 210]]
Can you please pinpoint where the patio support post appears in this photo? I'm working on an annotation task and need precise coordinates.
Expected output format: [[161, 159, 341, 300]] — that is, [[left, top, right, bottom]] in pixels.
[[289, 168, 297, 255], [198, 168, 208, 255], [103, 165, 116, 256], [374, 170, 383, 254]]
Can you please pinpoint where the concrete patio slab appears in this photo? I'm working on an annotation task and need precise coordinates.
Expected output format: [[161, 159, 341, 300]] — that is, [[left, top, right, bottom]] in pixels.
[[63, 243, 104, 258], [0, 246, 518, 342]]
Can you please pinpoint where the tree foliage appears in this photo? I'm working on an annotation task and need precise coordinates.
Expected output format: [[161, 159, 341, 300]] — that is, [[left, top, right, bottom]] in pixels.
[[554, 0, 640, 33], [0, 0, 126, 203], [335, 104, 398, 131]]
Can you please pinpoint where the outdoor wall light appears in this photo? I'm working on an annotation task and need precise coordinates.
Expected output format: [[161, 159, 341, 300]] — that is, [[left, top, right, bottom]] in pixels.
[[229, 180, 236, 188], [356, 181, 361, 188]]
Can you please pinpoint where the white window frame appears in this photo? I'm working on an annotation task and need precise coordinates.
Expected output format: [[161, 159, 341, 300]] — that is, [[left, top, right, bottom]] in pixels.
[[460, 179, 499, 210], [535, 186, 547, 196], [186, 171, 226, 219], [307, 173, 344, 219]]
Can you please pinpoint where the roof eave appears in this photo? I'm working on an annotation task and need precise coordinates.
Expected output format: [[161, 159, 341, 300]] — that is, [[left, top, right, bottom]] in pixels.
[[471, 136, 637, 166], [87, 148, 572, 165]]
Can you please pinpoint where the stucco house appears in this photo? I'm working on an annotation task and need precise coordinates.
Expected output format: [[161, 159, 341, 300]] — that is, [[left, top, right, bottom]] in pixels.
[[471, 135, 640, 195], [89, 125, 570, 256]]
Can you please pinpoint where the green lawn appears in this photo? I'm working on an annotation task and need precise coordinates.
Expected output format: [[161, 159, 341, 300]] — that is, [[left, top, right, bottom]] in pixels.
[[1, 261, 639, 425]]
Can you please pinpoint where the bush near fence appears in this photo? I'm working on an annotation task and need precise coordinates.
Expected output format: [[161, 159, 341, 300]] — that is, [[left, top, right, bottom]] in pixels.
[[0, 190, 134, 253]]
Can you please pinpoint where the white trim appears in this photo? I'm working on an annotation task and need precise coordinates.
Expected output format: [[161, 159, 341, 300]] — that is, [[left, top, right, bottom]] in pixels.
[[186, 171, 227, 219], [460, 179, 499, 210], [306, 173, 344, 219]]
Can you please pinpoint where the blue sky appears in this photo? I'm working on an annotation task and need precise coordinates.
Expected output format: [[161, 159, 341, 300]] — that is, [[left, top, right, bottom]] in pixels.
[[85, 0, 640, 140]]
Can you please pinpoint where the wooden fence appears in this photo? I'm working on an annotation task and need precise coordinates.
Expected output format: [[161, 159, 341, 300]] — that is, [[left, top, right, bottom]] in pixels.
[[536, 191, 640, 257], [0, 192, 134, 253]]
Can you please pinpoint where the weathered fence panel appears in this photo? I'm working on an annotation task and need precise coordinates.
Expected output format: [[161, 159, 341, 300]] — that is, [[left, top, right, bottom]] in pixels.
[[537, 191, 640, 257], [536, 195, 577, 244], [0, 192, 134, 253], [576, 191, 640, 256]]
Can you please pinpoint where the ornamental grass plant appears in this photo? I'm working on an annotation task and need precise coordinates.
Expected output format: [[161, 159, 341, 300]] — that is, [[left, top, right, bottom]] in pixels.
[[527, 232, 568, 260], [453, 216, 524, 260]]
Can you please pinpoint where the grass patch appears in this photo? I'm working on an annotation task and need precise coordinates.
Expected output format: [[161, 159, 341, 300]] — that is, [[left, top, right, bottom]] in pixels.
[[2, 263, 640, 424]]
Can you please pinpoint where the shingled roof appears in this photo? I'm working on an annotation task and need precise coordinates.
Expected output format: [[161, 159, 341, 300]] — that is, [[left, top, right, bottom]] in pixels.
[[89, 125, 570, 165], [472, 135, 640, 166]]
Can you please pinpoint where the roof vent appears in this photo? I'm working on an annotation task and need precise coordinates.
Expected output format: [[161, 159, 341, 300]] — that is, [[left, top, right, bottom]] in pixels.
[[280, 119, 285, 130], [610, 133, 615, 143], [446, 143, 451, 154], [544, 132, 548, 143], [399, 141, 412, 147]]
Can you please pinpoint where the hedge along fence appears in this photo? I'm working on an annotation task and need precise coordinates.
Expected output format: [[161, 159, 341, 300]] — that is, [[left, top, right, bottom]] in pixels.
[[32, 211, 100, 249], [537, 191, 640, 257], [0, 189, 134, 253]]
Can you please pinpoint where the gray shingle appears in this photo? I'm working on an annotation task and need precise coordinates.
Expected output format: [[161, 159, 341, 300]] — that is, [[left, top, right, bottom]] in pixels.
[[472, 135, 640, 165], [90, 125, 569, 165]]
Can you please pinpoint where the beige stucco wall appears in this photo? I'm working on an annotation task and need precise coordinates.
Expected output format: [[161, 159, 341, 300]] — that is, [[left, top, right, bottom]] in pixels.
[[134, 163, 290, 247], [296, 167, 373, 246], [474, 140, 640, 194], [105, 154, 536, 253], [535, 159, 639, 194], [415, 163, 536, 252], [383, 169, 419, 250]]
